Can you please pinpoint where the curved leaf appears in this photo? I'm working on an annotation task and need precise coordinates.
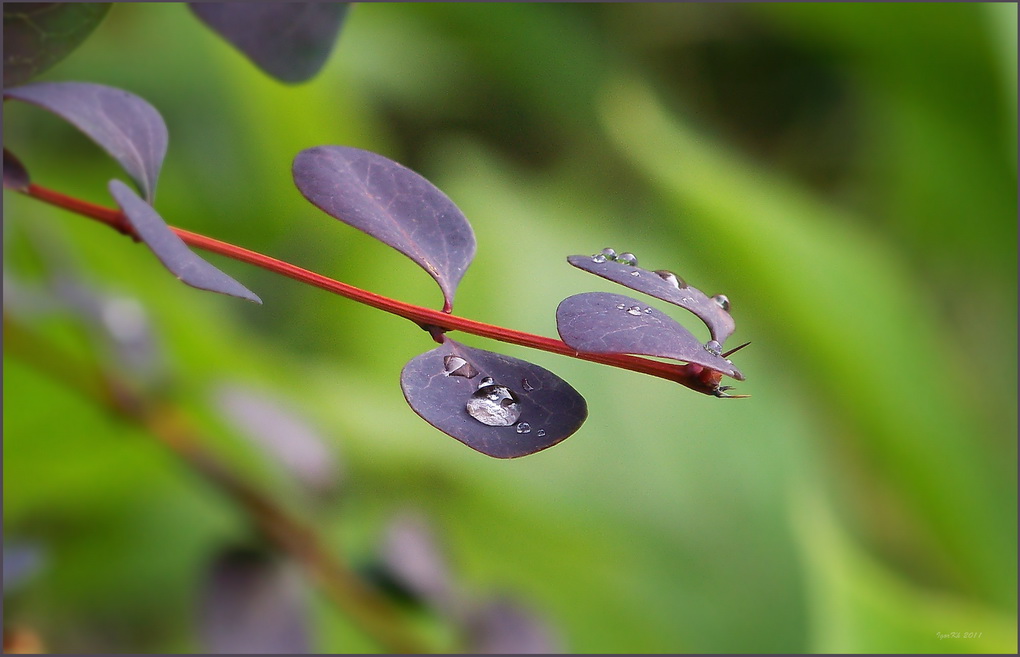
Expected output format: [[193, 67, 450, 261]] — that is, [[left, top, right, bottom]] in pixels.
[[3, 148, 30, 191], [568, 253, 736, 344], [189, 3, 348, 84], [108, 179, 261, 304], [3, 3, 111, 87], [463, 596, 561, 655], [293, 146, 476, 310], [214, 384, 340, 496], [400, 339, 586, 459], [199, 547, 310, 655], [5, 82, 167, 202], [556, 291, 744, 380]]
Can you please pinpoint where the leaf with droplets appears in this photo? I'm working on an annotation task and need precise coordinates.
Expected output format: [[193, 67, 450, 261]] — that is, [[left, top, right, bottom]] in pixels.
[[293, 146, 476, 311], [3, 148, 30, 191], [189, 3, 348, 84], [3, 3, 111, 87], [568, 253, 735, 344], [5, 82, 167, 202], [556, 291, 744, 380], [198, 547, 310, 655], [108, 179, 262, 304], [400, 339, 586, 459]]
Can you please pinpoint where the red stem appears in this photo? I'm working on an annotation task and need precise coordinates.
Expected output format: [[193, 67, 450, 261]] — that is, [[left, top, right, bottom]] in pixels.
[[23, 183, 716, 393]]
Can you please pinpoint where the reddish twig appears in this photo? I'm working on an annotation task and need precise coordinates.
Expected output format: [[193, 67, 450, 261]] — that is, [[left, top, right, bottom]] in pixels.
[[23, 182, 725, 395]]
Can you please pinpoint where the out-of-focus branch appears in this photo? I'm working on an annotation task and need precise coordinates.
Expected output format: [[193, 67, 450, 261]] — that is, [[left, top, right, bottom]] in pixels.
[[2, 313, 429, 654]]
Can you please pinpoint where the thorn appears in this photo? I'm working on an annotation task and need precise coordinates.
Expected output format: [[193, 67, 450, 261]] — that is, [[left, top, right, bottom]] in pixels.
[[722, 341, 751, 358], [714, 386, 750, 399]]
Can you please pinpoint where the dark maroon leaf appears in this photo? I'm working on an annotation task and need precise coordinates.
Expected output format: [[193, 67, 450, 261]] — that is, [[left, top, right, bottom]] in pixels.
[[373, 511, 457, 613], [568, 253, 736, 344], [400, 339, 586, 458], [556, 292, 744, 380], [189, 3, 348, 84], [108, 179, 262, 304], [462, 595, 561, 654], [214, 384, 341, 496], [3, 148, 30, 191], [5, 82, 167, 202], [293, 146, 476, 311], [3, 3, 110, 87], [199, 547, 310, 655]]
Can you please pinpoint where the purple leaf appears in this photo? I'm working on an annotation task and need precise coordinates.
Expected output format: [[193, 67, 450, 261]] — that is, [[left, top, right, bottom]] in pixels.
[[3, 148, 30, 191], [293, 146, 476, 311], [462, 596, 562, 654], [108, 179, 262, 304], [189, 3, 348, 84], [373, 511, 458, 613], [568, 253, 735, 344], [556, 292, 744, 380], [3, 3, 111, 87], [400, 339, 586, 459], [214, 384, 341, 496], [4, 82, 167, 202], [199, 547, 310, 655]]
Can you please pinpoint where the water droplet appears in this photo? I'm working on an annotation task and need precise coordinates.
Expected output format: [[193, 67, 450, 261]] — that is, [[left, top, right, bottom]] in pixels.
[[654, 270, 687, 289], [600, 247, 618, 260], [705, 340, 722, 356], [626, 306, 643, 316], [478, 376, 494, 388], [443, 355, 478, 378], [643, 307, 652, 314], [516, 422, 532, 434], [466, 384, 522, 427], [713, 294, 730, 312], [616, 252, 638, 266], [521, 378, 535, 392], [629, 270, 640, 277], [616, 303, 626, 310], [536, 429, 546, 437], [591, 254, 607, 263]]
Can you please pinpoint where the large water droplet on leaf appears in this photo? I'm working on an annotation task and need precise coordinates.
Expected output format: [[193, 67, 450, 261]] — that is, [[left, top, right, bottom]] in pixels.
[[443, 355, 478, 379], [712, 294, 730, 312], [516, 422, 532, 434], [705, 340, 723, 356], [466, 384, 522, 427], [654, 270, 686, 289], [616, 252, 638, 266], [626, 305, 643, 316]]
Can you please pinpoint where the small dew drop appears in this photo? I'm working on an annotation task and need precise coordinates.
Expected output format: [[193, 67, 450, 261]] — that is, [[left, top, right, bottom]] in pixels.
[[654, 270, 687, 289], [516, 422, 532, 434], [466, 384, 522, 427], [616, 303, 626, 310], [713, 294, 731, 312], [591, 254, 607, 263], [626, 306, 643, 316], [705, 340, 723, 356], [629, 270, 640, 277], [521, 378, 535, 392], [600, 247, 618, 260], [477, 376, 494, 388], [443, 355, 478, 378], [536, 429, 546, 437], [643, 307, 652, 314], [617, 252, 638, 266]]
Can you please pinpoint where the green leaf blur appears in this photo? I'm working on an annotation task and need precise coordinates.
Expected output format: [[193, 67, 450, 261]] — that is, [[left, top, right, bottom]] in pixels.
[[3, 3, 1016, 653]]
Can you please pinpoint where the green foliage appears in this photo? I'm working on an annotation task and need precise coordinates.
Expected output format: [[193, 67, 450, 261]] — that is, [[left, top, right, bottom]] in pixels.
[[4, 3, 1016, 652]]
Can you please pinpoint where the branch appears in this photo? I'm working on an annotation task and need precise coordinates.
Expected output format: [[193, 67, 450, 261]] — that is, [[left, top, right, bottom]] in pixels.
[[2, 313, 430, 654], [23, 183, 723, 395]]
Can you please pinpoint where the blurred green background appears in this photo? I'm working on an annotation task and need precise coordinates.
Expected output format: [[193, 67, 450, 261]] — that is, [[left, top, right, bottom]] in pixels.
[[3, 3, 1016, 653]]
